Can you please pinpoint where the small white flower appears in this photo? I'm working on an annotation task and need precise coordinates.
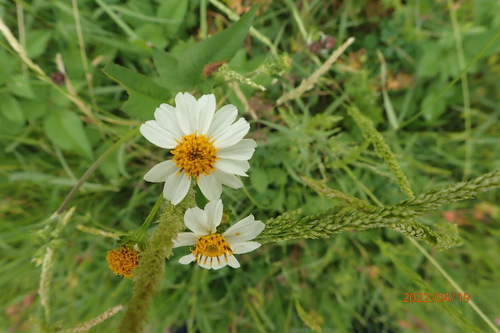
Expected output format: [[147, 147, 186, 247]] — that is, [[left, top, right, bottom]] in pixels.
[[140, 92, 256, 205], [173, 200, 265, 270]]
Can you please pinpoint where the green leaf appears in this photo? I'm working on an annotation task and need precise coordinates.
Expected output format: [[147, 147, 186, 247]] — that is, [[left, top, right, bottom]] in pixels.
[[250, 168, 269, 194], [102, 63, 168, 120], [136, 24, 169, 49], [43, 110, 93, 160], [157, 0, 188, 36], [417, 44, 443, 78], [26, 30, 52, 58], [422, 90, 447, 121], [1, 95, 25, 125], [96, 140, 121, 180], [20, 86, 49, 120], [7, 75, 36, 99], [177, 6, 257, 86], [153, 48, 192, 92]]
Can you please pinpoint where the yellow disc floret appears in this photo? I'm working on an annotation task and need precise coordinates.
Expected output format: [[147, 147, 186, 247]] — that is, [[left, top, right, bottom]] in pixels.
[[171, 133, 218, 178], [106, 246, 140, 278], [192, 234, 234, 267]]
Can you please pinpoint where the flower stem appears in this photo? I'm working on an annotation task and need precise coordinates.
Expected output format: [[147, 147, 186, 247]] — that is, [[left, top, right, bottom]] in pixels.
[[117, 188, 195, 333], [141, 193, 164, 231]]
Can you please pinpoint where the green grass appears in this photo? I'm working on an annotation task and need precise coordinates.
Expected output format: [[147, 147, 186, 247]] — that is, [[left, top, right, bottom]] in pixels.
[[1, 0, 499, 332]]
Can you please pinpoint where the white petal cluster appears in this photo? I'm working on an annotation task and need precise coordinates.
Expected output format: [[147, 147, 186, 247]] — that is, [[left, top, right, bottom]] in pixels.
[[140, 92, 256, 205], [173, 200, 265, 270]]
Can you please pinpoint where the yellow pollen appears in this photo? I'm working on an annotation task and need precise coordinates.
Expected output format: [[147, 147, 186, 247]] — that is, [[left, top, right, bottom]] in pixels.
[[192, 234, 234, 267], [171, 133, 219, 178], [106, 246, 140, 278]]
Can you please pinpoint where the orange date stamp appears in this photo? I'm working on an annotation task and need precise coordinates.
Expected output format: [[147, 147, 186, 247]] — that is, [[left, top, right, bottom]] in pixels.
[[403, 292, 471, 303]]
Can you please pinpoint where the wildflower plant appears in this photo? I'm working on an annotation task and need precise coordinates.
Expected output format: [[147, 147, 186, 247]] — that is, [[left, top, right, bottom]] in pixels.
[[3, 2, 500, 333], [140, 92, 256, 205], [173, 200, 265, 269]]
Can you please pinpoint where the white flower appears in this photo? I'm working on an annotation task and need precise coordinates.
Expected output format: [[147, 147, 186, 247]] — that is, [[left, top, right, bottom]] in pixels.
[[140, 92, 256, 205], [173, 200, 265, 270]]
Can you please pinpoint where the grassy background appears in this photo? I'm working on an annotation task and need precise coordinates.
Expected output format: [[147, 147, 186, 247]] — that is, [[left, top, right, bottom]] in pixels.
[[1, 0, 499, 332]]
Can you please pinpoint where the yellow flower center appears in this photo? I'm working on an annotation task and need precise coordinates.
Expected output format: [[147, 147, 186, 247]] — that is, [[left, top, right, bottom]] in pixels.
[[192, 234, 234, 267], [106, 246, 140, 278], [171, 133, 219, 178]]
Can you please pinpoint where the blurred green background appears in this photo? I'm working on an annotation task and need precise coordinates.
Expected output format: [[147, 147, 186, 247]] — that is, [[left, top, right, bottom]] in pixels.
[[1, 0, 499, 332]]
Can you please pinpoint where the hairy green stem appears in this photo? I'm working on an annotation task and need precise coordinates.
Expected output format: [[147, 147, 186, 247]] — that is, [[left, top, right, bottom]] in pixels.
[[117, 189, 195, 333]]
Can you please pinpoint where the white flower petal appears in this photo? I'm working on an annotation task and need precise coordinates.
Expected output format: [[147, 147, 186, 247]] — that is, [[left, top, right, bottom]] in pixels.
[[204, 200, 223, 233], [172, 232, 198, 247], [140, 121, 177, 149], [212, 171, 243, 189], [197, 94, 216, 134], [231, 241, 261, 254], [197, 174, 223, 201], [227, 255, 240, 268], [217, 139, 257, 160], [143, 160, 177, 182], [215, 159, 250, 176], [198, 256, 213, 269], [224, 215, 265, 243], [210, 255, 228, 270], [184, 206, 209, 235], [175, 92, 197, 135], [179, 253, 195, 265], [154, 103, 183, 139], [207, 104, 238, 137], [212, 118, 250, 149], [163, 173, 191, 205]]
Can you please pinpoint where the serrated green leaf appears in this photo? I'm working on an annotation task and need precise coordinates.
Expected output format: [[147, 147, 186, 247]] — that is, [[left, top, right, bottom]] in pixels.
[[43, 111, 93, 160], [153, 48, 192, 92], [1, 95, 25, 124], [177, 6, 257, 86], [102, 63, 168, 120]]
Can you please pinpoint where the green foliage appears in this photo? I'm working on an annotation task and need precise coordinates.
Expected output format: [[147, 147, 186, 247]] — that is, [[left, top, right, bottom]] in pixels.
[[378, 241, 483, 333], [1, 0, 499, 332], [176, 6, 257, 87], [105, 5, 257, 116], [259, 170, 500, 250], [295, 300, 322, 332], [43, 110, 94, 160], [347, 106, 414, 198], [118, 190, 196, 333], [1, 94, 25, 124], [102, 63, 168, 121]]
